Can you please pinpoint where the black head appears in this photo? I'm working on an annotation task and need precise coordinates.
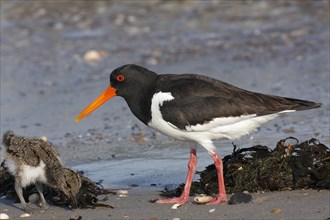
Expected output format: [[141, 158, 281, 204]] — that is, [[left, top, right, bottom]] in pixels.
[[75, 64, 158, 123], [109, 64, 158, 98]]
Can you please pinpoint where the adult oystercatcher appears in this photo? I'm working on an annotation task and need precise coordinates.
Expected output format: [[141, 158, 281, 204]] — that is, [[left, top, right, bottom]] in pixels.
[[75, 64, 321, 204]]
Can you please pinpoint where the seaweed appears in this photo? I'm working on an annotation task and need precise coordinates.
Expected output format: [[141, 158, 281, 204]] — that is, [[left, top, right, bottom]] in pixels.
[[161, 138, 330, 197]]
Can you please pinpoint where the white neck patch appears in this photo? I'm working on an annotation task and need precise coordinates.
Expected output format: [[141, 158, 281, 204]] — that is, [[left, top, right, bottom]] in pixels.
[[148, 91, 175, 129], [151, 91, 175, 107]]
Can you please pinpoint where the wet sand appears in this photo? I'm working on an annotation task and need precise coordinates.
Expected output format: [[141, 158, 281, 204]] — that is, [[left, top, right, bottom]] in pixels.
[[1, 1, 329, 219], [1, 189, 329, 219]]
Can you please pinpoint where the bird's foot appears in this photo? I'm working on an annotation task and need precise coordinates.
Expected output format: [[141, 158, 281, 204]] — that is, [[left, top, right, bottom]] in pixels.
[[207, 194, 227, 205], [156, 196, 189, 204]]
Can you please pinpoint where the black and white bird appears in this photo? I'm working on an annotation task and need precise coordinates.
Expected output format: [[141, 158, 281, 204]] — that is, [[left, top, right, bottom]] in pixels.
[[1, 131, 81, 213], [75, 64, 321, 204]]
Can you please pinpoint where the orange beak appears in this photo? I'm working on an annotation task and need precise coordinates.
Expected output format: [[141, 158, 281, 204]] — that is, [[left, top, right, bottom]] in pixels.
[[75, 86, 117, 122]]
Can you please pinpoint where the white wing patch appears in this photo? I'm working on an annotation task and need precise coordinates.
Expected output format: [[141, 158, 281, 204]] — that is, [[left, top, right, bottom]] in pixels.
[[187, 110, 296, 140], [185, 114, 257, 132]]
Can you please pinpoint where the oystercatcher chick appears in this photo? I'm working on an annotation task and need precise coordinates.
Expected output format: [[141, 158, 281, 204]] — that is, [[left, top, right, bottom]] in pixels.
[[75, 64, 321, 205], [1, 131, 81, 213]]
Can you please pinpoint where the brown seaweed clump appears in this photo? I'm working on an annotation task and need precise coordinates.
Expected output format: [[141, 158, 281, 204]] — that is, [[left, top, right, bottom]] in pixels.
[[0, 163, 114, 209], [161, 138, 330, 197]]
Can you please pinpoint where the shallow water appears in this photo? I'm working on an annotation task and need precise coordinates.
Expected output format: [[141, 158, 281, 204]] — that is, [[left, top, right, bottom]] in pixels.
[[1, 1, 329, 188]]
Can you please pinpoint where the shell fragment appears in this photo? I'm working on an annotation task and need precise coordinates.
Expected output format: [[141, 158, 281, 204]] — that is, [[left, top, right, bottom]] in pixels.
[[20, 213, 31, 218], [171, 204, 181, 209]]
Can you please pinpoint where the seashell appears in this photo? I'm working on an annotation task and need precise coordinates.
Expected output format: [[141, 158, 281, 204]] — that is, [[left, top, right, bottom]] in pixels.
[[0, 213, 9, 220], [194, 195, 212, 204]]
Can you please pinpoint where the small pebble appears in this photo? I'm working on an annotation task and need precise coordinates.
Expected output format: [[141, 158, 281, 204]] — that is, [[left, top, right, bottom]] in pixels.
[[171, 204, 181, 209], [127, 15, 136, 23], [146, 57, 158, 66], [228, 192, 253, 205], [83, 50, 108, 62], [20, 213, 31, 218], [0, 213, 9, 220], [271, 208, 282, 214], [117, 190, 128, 195], [28, 193, 40, 203], [40, 136, 48, 142], [69, 214, 82, 220], [209, 208, 215, 213]]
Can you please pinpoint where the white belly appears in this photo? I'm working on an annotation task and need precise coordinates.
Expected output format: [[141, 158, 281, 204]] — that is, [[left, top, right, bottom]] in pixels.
[[20, 161, 47, 187], [5, 157, 47, 187], [2, 148, 48, 187]]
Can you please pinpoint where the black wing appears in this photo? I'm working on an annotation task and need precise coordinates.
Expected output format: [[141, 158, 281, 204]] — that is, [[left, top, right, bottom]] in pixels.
[[156, 74, 321, 130]]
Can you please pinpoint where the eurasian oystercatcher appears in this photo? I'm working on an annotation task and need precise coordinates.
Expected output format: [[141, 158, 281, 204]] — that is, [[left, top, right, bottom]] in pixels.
[[2, 131, 81, 213], [75, 64, 321, 205]]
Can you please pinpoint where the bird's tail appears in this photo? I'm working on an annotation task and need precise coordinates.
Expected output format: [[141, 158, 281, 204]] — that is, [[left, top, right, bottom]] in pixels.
[[284, 97, 322, 111]]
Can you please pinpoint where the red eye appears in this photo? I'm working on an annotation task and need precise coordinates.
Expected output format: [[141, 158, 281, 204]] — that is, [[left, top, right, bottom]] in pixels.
[[116, 75, 125, 81]]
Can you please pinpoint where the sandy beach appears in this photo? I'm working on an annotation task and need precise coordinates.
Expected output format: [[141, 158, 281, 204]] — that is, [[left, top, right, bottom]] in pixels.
[[1, 189, 329, 220], [1, 1, 329, 219]]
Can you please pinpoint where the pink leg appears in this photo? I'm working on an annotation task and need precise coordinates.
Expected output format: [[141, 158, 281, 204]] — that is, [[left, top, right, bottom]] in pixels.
[[207, 151, 227, 204], [157, 148, 197, 204]]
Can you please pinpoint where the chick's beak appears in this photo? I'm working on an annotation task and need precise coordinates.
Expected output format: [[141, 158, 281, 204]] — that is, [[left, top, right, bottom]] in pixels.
[[75, 86, 116, 122]]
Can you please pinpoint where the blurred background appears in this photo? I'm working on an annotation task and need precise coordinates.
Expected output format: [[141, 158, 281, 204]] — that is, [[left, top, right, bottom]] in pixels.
[[1, 0, 329, 188]]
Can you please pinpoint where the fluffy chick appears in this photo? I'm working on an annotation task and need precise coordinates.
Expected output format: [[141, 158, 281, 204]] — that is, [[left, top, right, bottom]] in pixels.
[[2, 131, 81, 213]]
